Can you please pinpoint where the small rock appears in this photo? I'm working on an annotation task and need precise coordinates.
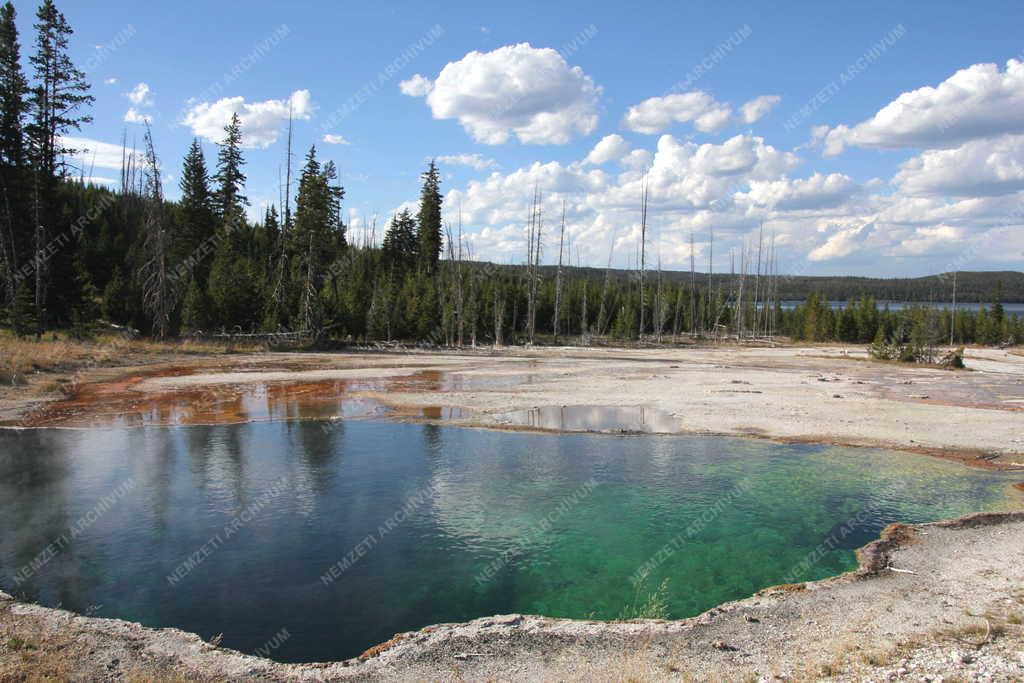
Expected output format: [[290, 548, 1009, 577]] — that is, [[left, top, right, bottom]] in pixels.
[[711, 639, 737, 651], [833, 394, 842, 398]]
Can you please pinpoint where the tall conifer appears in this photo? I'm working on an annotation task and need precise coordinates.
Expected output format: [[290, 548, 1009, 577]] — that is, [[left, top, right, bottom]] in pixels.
[[26, 0, 93, 330], [176, 138, 215, 278], [0, 2, 28, 330], [416, 160, 442, 273]]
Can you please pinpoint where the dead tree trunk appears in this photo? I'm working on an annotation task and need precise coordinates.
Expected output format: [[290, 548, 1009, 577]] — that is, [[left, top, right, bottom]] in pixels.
[[553, 200, 565, 343], [139, 125, 175, 339], [456, 209, 464, 345], [689, 230, 696, 337], [529, 191, 542, 343], [494, 278, 505, 347], [707, 226, 714, 335], [638, 170, 648, 340], [580, 280, 588, 341]]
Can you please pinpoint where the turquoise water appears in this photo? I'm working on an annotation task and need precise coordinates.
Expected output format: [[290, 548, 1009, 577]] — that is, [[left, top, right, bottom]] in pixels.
[[0, 422, 1018, 662]]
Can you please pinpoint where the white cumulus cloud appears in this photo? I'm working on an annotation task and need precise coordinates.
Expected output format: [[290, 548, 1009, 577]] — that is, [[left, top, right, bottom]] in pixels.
[[888, 224, 964, 256], [436, 153, 497, 170], [623, 91, 733, 134], [123, 107, 151, 124], [126, 82, 152, 106], [322, 133, 350, 145], [622, 91, 780, 134], [60, 135, 144, 171], [399, 43, 601, 145], [584, 134, 631, 165], [739, 173, 857, 211], [398, 74, 433, 97], [894, 134, 1024, 197], [740, 95, 782, 124], [820, 58, 1024, 155], [182, 90, 314, 148]]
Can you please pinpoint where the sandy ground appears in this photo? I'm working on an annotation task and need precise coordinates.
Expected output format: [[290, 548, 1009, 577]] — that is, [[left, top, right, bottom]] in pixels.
[[2, 513, 1022, 681]]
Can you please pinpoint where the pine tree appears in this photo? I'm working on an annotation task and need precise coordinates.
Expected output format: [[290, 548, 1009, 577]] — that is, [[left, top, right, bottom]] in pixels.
[[69, 252, 98, 335], [208, 239, 259, 330], [416, 160, 442, 273], [180, 274, 209, 331], [320, 159, 346, 251], [213, 112, 247, 226], [176, 138, 215, 280], [837, 304, 857, 342], [0, 3, 26, 169], [207, 113, 261, 329], [992, 281, 1004, 328], [0, 2, 28, 331], [26, 0, 93, 331], [382, 209, 417, 276], [262, 204, 280, 270], [290, 146, 339, 333], [365, 275, 392, 340], [101, 265, 128, 324]]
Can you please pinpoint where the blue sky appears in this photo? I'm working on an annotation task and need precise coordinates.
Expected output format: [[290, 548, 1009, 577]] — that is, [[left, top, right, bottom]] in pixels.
[[13, 0, 1024, 276]]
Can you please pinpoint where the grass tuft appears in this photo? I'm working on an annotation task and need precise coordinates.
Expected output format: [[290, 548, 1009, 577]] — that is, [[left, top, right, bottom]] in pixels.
[[5, 636, 37, 651], [618, 578, 671, 621]]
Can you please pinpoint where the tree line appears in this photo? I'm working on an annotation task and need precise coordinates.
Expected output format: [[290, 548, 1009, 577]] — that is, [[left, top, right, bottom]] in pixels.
[[0, 1, 1019, 349], [781, 293, 1021, 347]]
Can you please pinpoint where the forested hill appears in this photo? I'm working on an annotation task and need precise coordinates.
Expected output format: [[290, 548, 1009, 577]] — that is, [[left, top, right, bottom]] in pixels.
[[528, 266, 1024, 303], [752, 271, 1023, 303]]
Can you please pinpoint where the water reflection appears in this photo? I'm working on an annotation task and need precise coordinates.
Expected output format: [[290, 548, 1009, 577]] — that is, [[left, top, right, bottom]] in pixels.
[[14, 369, 488, 428], [496, 405, 680, 433], [0, 423, 1018, 664]]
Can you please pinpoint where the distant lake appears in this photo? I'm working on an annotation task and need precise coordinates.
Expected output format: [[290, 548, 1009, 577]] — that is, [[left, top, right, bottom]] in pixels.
[[779, 301, 1024, 313], [1, 422, 1019, 662]]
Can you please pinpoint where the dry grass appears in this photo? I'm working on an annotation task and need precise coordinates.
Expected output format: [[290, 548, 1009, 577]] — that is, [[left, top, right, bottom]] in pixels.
[[772, 582, 808, 593], [802, 604, 1024, 682], [0, 601, 221, 683], [0, 616, 69, 682], [573, 654, 706, 682], [0, 330, 261, 387], [124, 671, 202, 683], [931, 605, 1024, 648], [358, 633, 405, 661]]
